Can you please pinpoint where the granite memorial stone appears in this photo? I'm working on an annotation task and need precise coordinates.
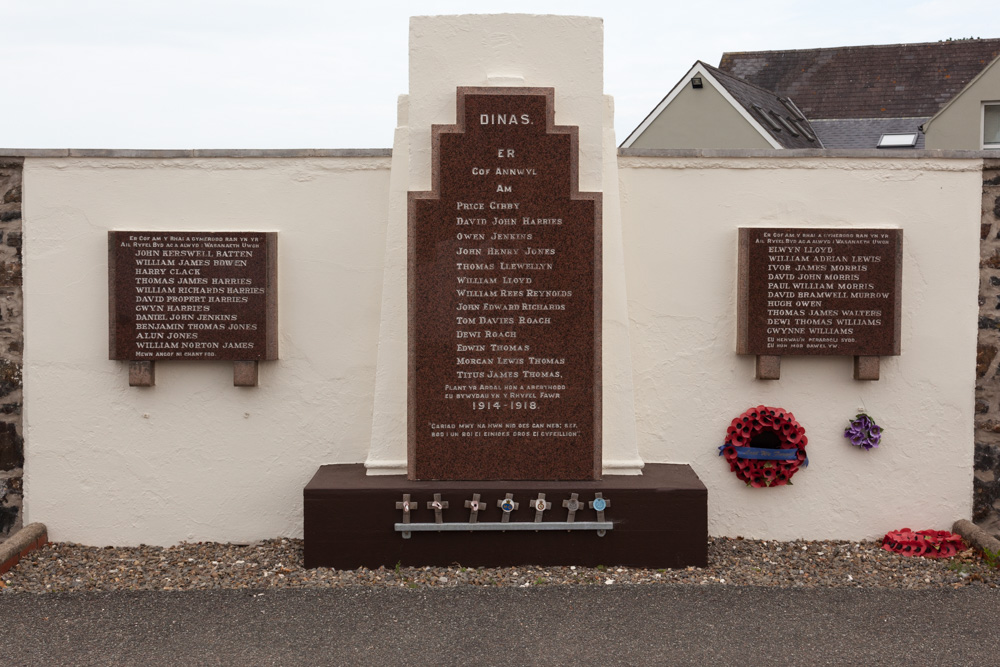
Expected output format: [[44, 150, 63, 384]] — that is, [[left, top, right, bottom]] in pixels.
[[737, 227, 902, 379], [109, 231, 278, 384], [408, 87, 601, 480]]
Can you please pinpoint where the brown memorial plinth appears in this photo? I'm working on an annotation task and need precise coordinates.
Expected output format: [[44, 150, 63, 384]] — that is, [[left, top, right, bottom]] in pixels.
[[303, 464, 707, 569], [737, 228, 902, 380], [409, 87, 601, 480], [109, 231, 278, 386]]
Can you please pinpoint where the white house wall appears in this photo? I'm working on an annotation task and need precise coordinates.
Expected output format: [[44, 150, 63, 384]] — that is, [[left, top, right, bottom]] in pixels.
[[924, 59, 1000, 150], [628, 79, 773, 150]]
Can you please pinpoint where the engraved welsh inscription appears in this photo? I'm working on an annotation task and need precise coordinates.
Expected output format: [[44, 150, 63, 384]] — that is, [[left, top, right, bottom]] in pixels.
[[409, 87, 601, 481], [738, 228, 902, 356], [109, 231, 278, 361]]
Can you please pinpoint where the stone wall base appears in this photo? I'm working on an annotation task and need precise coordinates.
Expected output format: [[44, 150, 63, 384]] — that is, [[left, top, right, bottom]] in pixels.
[[974, 158, 1000, 538], [0, 158, 23, 544]]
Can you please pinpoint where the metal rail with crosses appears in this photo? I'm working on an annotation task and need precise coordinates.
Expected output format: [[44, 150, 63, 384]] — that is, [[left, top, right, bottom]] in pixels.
[[394, 492, 613, 538]]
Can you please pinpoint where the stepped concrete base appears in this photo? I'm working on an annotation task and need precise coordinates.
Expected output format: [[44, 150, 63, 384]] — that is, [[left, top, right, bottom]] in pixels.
[[304, 464, 707, 569]]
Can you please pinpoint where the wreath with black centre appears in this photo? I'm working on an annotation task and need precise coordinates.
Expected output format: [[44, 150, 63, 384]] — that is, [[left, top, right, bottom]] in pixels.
[[718, 405, 808, 487]]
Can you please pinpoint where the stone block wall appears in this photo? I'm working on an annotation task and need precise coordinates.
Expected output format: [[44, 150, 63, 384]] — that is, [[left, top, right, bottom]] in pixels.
[[0, 158, 23, 542], [976, 158, 1000, 539]]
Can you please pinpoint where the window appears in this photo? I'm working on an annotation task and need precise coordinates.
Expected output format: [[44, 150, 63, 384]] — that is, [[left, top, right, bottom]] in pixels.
[[985, 104, 1000, 149], [877, 133, 918, 148]]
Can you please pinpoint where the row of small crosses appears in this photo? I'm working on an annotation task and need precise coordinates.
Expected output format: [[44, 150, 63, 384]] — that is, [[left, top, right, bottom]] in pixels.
[[395, 492, 610, 524]]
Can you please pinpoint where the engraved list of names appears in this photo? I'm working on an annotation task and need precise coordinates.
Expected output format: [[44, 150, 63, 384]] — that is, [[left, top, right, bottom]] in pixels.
[[409, 87, 601, 481], [109, 231, 277, 361], [738, 228, 902, 356]]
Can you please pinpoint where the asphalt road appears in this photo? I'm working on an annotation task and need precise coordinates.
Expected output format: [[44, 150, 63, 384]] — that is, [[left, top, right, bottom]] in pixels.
[[1, 586, 999, 666]]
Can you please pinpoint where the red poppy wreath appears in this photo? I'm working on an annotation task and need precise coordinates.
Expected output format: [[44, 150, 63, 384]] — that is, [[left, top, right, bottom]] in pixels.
[[882, 528, 964, 559], [718, 405, 808, 487]]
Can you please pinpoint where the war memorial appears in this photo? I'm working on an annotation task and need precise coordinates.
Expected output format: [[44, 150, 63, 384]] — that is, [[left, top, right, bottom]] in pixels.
[[1, 15, 993, 568]]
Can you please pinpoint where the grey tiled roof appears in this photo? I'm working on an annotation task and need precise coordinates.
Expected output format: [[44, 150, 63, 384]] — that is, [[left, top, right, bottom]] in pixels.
[[809, 118, 929, 149], [702, 62, 822, 149], [719, 39, 1000, 119]]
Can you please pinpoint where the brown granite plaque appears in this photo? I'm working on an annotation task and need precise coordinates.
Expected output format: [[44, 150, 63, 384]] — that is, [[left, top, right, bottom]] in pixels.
[[109, 231, 277, 361], [409, 87, 601, 481], [738, 228, 902, 356]]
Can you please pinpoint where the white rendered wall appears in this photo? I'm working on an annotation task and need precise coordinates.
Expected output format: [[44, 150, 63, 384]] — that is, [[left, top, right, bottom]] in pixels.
[[619, 155, 982, 540], [24, 156, 391, 545], [20, 153, 983, 545]]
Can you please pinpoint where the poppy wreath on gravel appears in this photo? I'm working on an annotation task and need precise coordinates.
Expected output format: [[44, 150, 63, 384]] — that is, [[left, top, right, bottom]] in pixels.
[[718, 405, 808, 487], [882, 529, 964, 559]]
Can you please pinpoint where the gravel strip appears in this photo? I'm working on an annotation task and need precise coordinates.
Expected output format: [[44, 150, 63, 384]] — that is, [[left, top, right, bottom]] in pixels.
[[1, 537, 997, 594]]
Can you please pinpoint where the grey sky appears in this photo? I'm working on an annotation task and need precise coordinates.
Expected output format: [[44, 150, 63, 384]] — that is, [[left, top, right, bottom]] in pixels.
[[5, 0, 993, 149]]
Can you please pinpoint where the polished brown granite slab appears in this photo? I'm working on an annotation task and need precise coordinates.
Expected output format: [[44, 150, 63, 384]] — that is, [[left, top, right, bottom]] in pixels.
[[109, 231, 277, 361], [304, 464, 707, 569], [408, 88, 601, 480], [737, 228, 902, 356]]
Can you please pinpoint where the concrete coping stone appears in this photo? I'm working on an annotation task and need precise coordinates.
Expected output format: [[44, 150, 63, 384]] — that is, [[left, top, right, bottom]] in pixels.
[[0, 147, 993, 160], [952, 519, 1000, 557], [618, 148, 996, 159], [0, 149, 392, 158], [0, 523, 48, 575]]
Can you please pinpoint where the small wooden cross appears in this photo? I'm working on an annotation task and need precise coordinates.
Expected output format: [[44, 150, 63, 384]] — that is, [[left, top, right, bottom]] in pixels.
[[395, 494, 417, 524], [562, 493, 582, 523], [531, 493, 552, 522], [497, 493, 519, 523], [464, 493, 484, 523], [426, 493, 449, 524], [589, 492, 611, 522]]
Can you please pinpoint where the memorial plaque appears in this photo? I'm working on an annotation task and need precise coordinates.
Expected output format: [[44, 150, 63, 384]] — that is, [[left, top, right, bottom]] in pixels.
[[409, 87, 601, 481], [109, 231, 277, 361], [738, 228, 902, 356]]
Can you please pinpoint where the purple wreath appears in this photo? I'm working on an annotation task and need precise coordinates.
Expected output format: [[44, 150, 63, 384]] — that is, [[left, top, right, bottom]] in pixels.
[[844, 413, 882, 450]]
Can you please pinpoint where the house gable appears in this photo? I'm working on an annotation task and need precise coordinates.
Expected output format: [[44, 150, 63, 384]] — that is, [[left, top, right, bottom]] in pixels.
[[622, 63, 779, 149], [923, 54, 1000, 150]]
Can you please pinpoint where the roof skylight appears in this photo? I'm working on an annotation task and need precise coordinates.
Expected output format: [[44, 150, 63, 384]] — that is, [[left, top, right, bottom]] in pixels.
[[877, 133, 918, 148]]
